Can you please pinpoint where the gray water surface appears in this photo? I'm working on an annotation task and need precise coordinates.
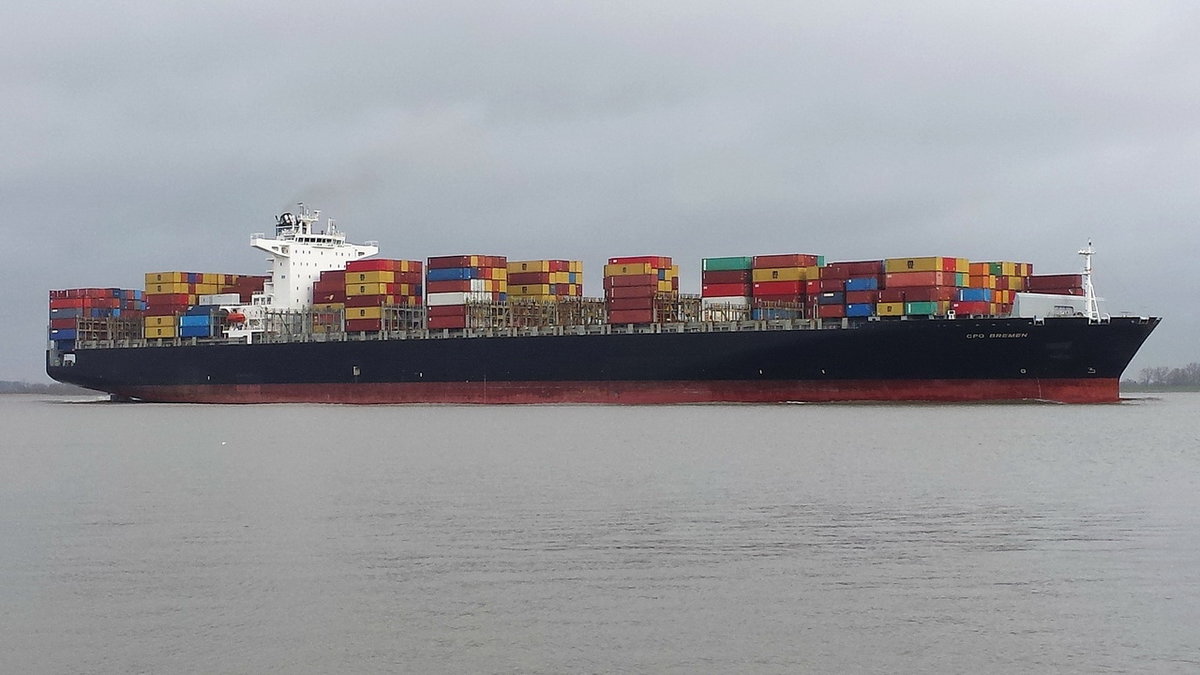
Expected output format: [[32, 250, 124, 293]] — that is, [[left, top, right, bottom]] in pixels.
[[2, 395, 1198, 672]]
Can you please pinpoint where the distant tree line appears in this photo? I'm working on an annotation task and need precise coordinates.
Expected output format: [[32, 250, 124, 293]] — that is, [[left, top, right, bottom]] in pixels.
[[1134, 363, 1200, 387]]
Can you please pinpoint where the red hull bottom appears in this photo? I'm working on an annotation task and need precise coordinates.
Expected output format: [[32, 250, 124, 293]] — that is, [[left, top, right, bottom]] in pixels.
[[108, 378, 1120, 404]]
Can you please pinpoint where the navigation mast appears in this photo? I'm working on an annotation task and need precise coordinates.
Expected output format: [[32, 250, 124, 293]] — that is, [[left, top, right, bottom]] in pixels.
[[1078, 240, 1101, 322]]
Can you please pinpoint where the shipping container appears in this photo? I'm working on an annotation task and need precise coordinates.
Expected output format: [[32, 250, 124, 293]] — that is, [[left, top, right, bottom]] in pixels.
[[702, 256, 754, 271], [608, 309, 655, 324], [753, 253, 822, 268]]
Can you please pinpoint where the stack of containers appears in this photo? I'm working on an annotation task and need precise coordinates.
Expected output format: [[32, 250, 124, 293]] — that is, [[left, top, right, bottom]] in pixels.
[[48, 288, 145, 348], [701, 256, 753, 305], [220, 275, 268, 302], [879, 256, 970, 317], [311, 268, 348, 334], [343, 258, 425, 332], [506, 260, 583, 300], [818, 260, 885, 319], [604, 256, 677, 324], [179, 305, 223, 338], [751, 254, 823, 319], [957, 261, 1035, 315], [425, 255, 507, 330]]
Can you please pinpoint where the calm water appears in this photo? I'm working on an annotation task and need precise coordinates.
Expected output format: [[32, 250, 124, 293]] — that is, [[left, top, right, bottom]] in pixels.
[[2, 394, 1198, 673]]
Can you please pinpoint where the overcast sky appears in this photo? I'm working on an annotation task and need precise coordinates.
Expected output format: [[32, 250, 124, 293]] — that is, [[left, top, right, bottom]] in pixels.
[[3, 1, 1197, 381]]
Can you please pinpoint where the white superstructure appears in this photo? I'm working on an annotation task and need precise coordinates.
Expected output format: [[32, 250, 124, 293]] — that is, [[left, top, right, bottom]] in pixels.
[[250, 205, 378, 309], [224, 205, 378, 343]]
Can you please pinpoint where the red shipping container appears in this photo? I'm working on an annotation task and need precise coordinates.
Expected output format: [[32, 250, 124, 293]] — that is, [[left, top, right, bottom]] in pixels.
[[426, 280, 474, 293], [146, 293, 192, 306], [701, 269, 752, 284], [845, 290, 880, 304], [318, 270, 347, 283], [345, 318, 383, 332], [313, 291, 347, 304], [951, 301, 991, 315], [818, 304, 846, 319], [428, 305, 468, 317], [427, 315, 468, 329], [608, 309, 654, 323], [49, 318, 77, 329], [549, 260, 570, 272], [752, 253, 820, 268], [825, 260, 884, 277], [396, 271, 423, 284], [879, 286, 956, 302], [345, 295, 395, 308], [1028, 287, 1084, 296], [49, 298, 85, 309], [607, 284, 657, 299], [752, 280, 805, 295], [753, 293, 804, 304], [345, 259, 394, 272], [603, 274, 657, 289], [509, 272, 553, 285], [608, 255, 671, 267], [805, 280, 821, 296], [702, 283, 752, 297], [1026, 274, 1083, 290], [427, 255, 475, 269], [607, 297, 654, 311], [885, 271, 946, 287], [819, 278, 846, 292]]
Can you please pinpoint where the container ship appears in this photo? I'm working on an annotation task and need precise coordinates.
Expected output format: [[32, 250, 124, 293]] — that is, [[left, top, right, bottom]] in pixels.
[[46, 208, 1159, 404]]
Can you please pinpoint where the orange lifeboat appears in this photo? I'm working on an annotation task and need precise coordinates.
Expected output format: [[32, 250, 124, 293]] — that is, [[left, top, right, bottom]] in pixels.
[[226, 312, 247, 323]]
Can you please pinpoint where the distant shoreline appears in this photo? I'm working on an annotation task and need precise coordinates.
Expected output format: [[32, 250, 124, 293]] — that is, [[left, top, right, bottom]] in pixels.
[[0, 381, 92, 395]]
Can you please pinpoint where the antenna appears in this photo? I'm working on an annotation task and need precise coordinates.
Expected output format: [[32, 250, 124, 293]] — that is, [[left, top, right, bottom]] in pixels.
[[1078, 240, 1100, 322]]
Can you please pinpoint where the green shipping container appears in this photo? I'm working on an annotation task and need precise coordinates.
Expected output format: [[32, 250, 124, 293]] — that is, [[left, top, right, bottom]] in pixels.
[[955, 272, 968, 287], [702, 256, 754, 271], [905, 301, 939, 316], [988, 262, 1004, 276]]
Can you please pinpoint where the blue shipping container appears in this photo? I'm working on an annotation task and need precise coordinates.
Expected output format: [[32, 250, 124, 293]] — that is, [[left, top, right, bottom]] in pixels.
[[817, 292, 845, 305], [50, 328, 77, 340], [179, 325, 214, 338], [184, 304, 220, 316], [426, 267, 475, 282], [846, 303, 875, 317], [179, 314, 213, 327], [844, 277, 879, 291], [49, 308, 82, 319], [957, 288, 993, 302]]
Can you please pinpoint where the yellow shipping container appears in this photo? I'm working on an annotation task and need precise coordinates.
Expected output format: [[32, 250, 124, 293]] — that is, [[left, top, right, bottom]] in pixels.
[[145, 315, 175, 328], [145, 271, 185, 284], [347, 306, 383, 320], [950, 257, 970, 273], [570, 260, 583, 273], [201, 273, 220, 285], [510, 284, 553, 296], [347, 283, 390, 296], [876, 302, 905, 316], [605, 263, 656, 276], [195, 283, 219, 295], [657, 281, 675, 292], [884, 257, 942, 273], [751, 267, 809, 282], [508, 260, 550, 273], [145, 325, 177, 338], [349, 270, 395, 284], [148, 282, 192, 294]]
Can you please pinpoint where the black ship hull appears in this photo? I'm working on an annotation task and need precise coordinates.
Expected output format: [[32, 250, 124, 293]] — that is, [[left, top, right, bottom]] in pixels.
[[46, 316, 1159, 404]]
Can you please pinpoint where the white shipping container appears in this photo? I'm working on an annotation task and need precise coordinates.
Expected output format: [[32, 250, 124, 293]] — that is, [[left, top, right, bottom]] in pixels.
[[427, 291, 492, 306], [199, 293, 242, 305], [701, 296, 752, 307], [1011, 292, 1102, 319]]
